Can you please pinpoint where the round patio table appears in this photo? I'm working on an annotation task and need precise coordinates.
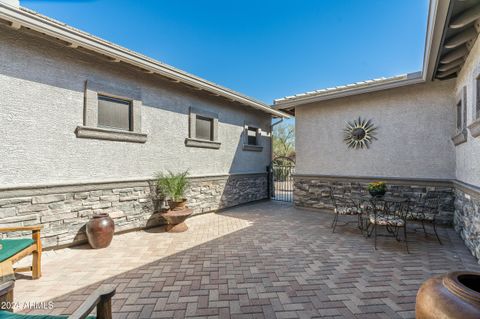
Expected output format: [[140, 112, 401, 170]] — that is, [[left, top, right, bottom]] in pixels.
[[350, 195, 409, 235]]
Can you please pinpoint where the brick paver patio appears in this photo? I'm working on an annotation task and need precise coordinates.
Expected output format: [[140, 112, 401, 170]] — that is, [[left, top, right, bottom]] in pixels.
[[12, 201, 480, 318]]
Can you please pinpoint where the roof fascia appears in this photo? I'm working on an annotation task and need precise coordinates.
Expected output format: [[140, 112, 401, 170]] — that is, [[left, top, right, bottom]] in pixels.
[[273, 74, 424, 110], [0, 3, 290, 118]]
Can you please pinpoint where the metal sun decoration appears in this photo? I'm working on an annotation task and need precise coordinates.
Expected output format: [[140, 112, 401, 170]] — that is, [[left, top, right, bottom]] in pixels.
[[343, 117, 377, 149]]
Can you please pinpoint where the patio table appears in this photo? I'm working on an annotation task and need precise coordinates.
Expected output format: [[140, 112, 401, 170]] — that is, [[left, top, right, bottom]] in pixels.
[[350, 195, 410, 252]]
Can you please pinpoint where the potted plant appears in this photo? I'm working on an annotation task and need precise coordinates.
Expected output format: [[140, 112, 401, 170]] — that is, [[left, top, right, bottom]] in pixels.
[[368, 181, 386, 197], [156, 170, 189, 211], [155, 170, 192, 232]]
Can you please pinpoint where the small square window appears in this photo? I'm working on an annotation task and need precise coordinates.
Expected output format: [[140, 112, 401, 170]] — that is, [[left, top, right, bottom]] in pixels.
[[195, 116, 213, 141], [247, 127, 258, 145], [98, 95, 132, 131]]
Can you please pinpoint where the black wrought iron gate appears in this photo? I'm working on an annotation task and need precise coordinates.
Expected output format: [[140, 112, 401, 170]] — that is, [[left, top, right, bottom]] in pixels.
[[268, 158, 295, 202]]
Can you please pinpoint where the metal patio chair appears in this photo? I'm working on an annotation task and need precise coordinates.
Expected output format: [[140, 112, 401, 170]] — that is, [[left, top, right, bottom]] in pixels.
[[409, 193, 443, 245], [365, 198, 410, 253], [329, 187, 362, 233]]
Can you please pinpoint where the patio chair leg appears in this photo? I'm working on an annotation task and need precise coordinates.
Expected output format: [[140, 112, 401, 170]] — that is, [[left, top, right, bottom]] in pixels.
[[374, 224, 377, 250], [366, 222, 373, 238], [432, 221, 442, 245], [32, 229, 42, 279], [332, 213, 339, 233], [403, 225, 409, 254], [421, 219, 427, 238]]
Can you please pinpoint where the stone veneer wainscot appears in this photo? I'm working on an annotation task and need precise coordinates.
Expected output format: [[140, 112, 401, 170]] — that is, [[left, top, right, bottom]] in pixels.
[[0, 173, 267, 248], [294, 175, 455, 224], [454, 182, 480, 260]]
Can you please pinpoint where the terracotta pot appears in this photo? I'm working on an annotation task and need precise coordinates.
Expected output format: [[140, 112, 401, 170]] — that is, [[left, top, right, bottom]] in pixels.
[[167, 198, 187, 211], [86, 213, 115, 249], [416, 271, 480, 319], [162, 208, 193, 232]]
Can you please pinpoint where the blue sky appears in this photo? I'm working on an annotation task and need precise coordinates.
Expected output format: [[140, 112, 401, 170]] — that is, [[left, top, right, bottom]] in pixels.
[[22, 0, 429, 104]]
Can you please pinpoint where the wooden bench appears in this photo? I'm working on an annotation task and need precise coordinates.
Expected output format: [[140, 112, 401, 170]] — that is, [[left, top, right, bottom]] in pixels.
[[0, 226, 42, 280], [0, 281, 116, 319]]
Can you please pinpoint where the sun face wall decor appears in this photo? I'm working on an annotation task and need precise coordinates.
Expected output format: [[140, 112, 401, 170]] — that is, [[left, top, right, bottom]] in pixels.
[[343, 117, 377, 149]]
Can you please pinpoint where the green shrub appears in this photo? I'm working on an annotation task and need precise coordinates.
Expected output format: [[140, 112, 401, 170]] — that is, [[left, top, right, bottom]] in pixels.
[[367, 181, 386, 192], [155, 170, 189, 202]]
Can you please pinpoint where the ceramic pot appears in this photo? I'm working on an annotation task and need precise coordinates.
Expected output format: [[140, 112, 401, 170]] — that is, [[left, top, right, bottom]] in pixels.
[[162, 208, 193, 232], [167, 198, 188, 211], [86, 213, 115, 249], [416, 271, 480, 319], [369, 189, 386, 197]]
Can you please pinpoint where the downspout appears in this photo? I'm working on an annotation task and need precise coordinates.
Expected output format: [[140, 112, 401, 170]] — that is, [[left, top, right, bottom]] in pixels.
[[271, 118, 283, 128]]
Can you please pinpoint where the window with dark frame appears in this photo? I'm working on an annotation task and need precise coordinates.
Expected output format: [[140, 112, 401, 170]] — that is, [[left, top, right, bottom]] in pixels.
[[247, 127, 258, 145], [457, 100, 463, 131], [195, 116, 213, 141], [97, 95, 132, 131]]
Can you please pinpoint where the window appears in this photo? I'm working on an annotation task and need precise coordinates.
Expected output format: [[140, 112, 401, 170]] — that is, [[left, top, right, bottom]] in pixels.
[[98, 95, 132, 131], [243, 125, 263, 151], [195, 116, 213, 141], [452, 87, 468, 146], [185, 107, 220, 149], [75, 80, 147, 143], [457, 100, 463, 132], [247, 127, 258, 145], [470, 77, 480, 137]]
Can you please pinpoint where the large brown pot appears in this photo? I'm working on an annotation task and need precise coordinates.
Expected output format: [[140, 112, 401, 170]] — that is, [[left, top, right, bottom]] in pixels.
[[86, 213, 115, 249], [416, 271, 480, 319], [161, 208, 192, 232]]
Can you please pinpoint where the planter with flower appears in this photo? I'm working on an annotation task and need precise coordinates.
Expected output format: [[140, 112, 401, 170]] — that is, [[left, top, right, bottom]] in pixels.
[[156, 170, 192, 232], [368, 181, 386, 197]]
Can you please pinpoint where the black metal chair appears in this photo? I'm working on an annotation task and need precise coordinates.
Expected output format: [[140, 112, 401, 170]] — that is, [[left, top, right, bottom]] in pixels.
[[329, 187, 362, 233], [365, 198, 410, 253], [409, 193, 442, 244]]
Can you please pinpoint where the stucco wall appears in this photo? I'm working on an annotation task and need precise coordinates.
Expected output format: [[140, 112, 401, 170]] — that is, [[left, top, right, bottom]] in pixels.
[[295, 80, 456, 179], [454, 33, 480, 188], [0, 26, 272, 187]]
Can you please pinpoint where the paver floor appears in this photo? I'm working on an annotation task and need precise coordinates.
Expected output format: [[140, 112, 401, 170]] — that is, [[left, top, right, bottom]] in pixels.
[[12, 201, 480, 318]]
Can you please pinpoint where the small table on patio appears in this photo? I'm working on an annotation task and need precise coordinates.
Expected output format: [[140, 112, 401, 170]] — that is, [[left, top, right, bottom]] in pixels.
[[351, 195, 410, 252]]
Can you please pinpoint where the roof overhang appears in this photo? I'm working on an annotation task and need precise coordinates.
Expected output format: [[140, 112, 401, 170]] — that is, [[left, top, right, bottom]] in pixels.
[[273, 72, 425, 113], [431, 0, 480, 80], [0, 2, 290, 118], [273, 0, 453, 113]]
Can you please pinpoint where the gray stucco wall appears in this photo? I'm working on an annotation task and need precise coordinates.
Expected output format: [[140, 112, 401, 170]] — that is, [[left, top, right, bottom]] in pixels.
[[454, 33, 480, 188], [295, 80, 456, 179], [0, 25, 272, 188]]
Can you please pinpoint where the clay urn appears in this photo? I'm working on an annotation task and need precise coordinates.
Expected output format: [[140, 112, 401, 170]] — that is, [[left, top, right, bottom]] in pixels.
[[161, 208, 193, 232], [416, 271, 480, 319], [86, 213, 115, 249]]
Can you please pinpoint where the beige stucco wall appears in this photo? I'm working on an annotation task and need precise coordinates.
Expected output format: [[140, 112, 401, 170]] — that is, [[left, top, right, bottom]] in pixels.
[[0, 26, 271, 187], [295, 80, 456, 179], [454, 33, 480, 188]]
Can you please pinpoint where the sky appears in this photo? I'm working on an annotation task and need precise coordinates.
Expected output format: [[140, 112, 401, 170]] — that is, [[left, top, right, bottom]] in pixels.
[[21, 0, 430, 105]]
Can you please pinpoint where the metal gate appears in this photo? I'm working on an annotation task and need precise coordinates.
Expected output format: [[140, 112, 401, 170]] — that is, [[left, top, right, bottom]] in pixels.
[[268, 157, 295, 202]]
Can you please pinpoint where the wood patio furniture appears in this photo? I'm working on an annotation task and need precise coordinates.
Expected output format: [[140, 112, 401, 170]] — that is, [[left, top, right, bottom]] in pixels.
[[0, 226, 42, 280], [0, 280, 116, 319]]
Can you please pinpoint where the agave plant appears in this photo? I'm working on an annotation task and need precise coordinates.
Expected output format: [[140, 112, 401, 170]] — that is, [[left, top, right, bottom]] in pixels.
[[155, 170, 189, 202]]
